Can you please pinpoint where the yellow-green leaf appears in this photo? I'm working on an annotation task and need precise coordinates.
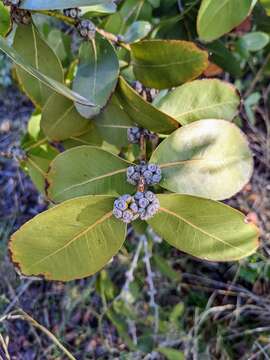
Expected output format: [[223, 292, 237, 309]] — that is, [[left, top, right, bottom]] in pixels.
[[9, 196, 126, 281], [155, 79, 241, 125], [147, 194, 259, 262], [131, 40, 209, 89], [197, 0, 255, 42], [150, 119, 253, 200], [47, 146, 134, 202]]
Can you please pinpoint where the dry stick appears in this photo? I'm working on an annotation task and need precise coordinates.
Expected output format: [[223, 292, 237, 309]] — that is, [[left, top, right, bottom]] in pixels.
[[10, 310, 77, 360], [0, 334, 11, 360]]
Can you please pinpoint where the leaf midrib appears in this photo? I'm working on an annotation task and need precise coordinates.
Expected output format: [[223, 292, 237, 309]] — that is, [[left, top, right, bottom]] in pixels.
[[160, 206, 245, 254], [27, 210, 113, 271], [133, 56, 201, 69], [51, 167, 127, 199], [160, 99, 238, 120]]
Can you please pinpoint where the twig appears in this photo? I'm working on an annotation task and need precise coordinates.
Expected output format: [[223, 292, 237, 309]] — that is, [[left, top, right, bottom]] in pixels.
[[142, 235, 159, 334], [3, 310, 77, 360], [0, 334, 11, 360]]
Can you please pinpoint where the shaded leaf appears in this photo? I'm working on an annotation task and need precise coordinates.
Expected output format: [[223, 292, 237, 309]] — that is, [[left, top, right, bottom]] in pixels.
[[197, 0, 254, 42], [123, 21, 152, 43], [147, 194, 259, 261], [0, 35, 92, 106], [150, 119, 253, 200], [62, 123, 103, 149], [207, 41, 242, 77], [131, 40, 208, 89], [20, 0, 115, 10], [116, 77, 179, 134], [47, 146, 134, 203], [9, 196, 126, 281], [240, 31, 269, 51], [73, 33, 119, 118], [41, 93, 90, 141], [155, 79, 240, 125], [94, 95, 134, 147], [13, 24, 64, 107]]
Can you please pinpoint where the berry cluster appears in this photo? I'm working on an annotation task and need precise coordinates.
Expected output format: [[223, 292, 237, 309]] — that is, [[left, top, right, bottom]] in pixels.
[[63, 8, 81, 19], [127, 162, 162, 186], [134, 191, 160, 221], [77, 19, 96, 39], [11, 7, 31, 24], [127, 127, 153, 144], [113, 194, 139, 224], [113, 192, 160, 223]]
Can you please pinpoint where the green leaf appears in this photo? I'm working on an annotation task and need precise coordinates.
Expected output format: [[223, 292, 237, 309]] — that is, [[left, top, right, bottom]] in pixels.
[[147, 194, 259, 262], [20, 0, 115, 10], [150, 119, 253, 200], [197, 0, 254, 42], [46, 29, 72, 67], [260, 0, 270, 15], [9, 196, 126, 281], [123, 21, 152, 43], [0, 3, 10, 37], [24, 145, 59, 193], [0, 35, 92, 106], [206, 41, 242, 77], [155, 79, 240, 125], [13, 24, 65, 107], [157, 347, 185, 360], [240, 31, 270, 51], [131, 40, 209, 89], [47, 146, 134, 203], [73, 33, 119, 119], [116, 77, 179, 134], [62, 123, 103, 149], [41, 93, 90, 141], [94, 95, 134, 147]]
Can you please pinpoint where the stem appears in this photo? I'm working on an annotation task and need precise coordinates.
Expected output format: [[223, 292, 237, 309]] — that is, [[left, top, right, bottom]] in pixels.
[[244, 53, 270, 98], [31, 10, 131, 51]]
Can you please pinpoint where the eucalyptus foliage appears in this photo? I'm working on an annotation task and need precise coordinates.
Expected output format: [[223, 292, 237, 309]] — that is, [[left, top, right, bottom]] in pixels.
[[0, 0, 262, 282]]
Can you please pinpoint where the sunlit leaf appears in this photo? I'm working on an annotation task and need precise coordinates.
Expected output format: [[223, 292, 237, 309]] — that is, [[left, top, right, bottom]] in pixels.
[[150, 119, 253, 200], [9, 196, 126, 281], [147, 194, 259, 261], [47, 146, 134, 202]]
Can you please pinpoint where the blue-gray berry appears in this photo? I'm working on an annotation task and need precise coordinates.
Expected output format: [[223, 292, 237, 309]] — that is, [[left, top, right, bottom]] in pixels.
[[126, 162, 162, 186], [134, 191, 160, 221], [77, 19, 96, 39], [113, 194, 139, 224]]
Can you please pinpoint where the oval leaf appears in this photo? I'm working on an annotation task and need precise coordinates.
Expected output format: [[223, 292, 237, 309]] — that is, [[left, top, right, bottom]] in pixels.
[[150, 119, 253, 200], [94, 95, 134, 147], [0, 35, 92, 106], [41, 93, 90, 141], [47, 146, 134, 203], [73, 33, 119, 119], [155, 79, 240, 125], [9, 196, 126, 281], [147, 194, 259, 262], [197, 0, 254, 42], [13, 24, 64, 107], [20, 0, 115, 10], [131, 40, 209, 89], [117, 77, 179, 134], [62, 123, 103, 149]]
